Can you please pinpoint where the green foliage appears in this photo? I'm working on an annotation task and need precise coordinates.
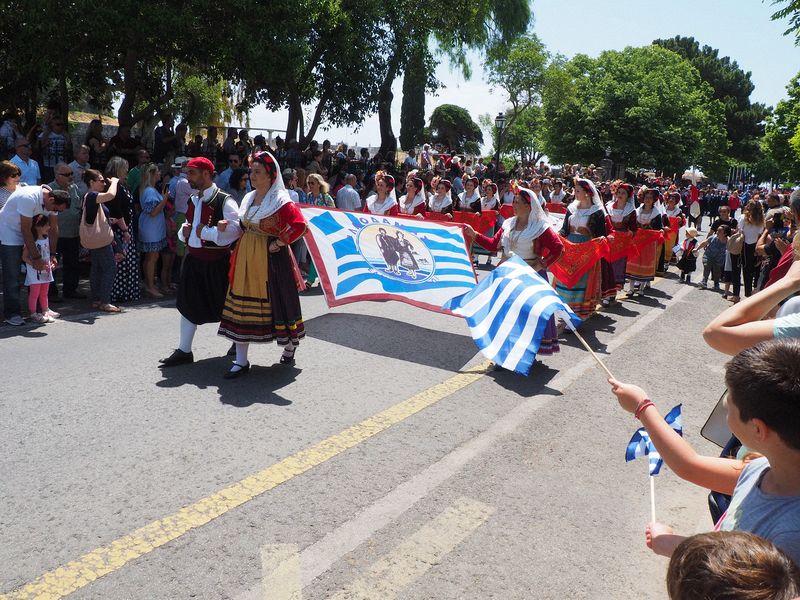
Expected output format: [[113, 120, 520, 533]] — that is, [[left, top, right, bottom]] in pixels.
[[429, 104, 483, 151], [653, 36, 768, 162], [771, 0, 800, 44], [540, 45, 728, 177], [399, 44, 429, 151], [481, 106, 545, 162], [485, 34, 549, 117], [762, 72, 800, 182], [172, 73, 233, 130]]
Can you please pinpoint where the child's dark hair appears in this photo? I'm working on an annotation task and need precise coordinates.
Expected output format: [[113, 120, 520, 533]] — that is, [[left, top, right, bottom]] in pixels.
[[31, 214, 49, 237], [725, 338, 800, 450], [718, 224, 732, 237], [667, 531, 800, 600]]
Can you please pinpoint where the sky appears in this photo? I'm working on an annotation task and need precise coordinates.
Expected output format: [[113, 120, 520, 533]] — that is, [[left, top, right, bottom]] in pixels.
[[240, 0, 800, 150]]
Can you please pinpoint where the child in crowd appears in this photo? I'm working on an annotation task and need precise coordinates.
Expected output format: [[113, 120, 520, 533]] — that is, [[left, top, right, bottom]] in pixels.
[[697, 224, 729, 290], [666, 531, 800, 600], [608, 338, 800, 565], [22, 214, 58, 323], [676, 227, 699, 283]]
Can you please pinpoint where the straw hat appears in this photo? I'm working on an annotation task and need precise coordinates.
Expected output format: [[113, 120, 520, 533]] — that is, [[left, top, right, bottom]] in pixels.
[[685, 227, 699, 239]]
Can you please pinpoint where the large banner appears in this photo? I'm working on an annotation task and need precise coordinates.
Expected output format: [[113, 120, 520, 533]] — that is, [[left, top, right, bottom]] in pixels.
[[301, 207, 478, 314]]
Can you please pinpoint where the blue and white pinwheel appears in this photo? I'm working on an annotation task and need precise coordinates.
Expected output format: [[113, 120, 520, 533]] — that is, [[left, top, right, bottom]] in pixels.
[[625, 404, 683, 475]]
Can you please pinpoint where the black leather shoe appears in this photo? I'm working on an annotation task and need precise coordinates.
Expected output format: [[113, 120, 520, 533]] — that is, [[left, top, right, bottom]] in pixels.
[[227, 343, 236, 356], [159, 349, 194, 367], [223, 362, 250, 379], [279, 346, 296, 365]]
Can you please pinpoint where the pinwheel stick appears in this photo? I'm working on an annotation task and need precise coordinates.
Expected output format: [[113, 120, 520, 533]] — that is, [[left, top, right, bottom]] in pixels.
[[650, 476, 657, 523], [563, 319, 616, 380]]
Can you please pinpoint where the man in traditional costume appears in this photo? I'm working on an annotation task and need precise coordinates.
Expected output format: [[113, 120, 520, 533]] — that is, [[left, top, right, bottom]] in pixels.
[[159, 157, 242, 367]]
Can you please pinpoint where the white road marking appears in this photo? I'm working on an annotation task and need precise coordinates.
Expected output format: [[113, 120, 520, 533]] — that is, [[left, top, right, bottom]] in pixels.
[[234, 282, 694, 600]]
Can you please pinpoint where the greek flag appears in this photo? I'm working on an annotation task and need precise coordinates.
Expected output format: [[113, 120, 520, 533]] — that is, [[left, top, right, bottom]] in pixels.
[[300, 207, 477, 314], [626, 404, 683, 476], [443, 255, 582, 375]]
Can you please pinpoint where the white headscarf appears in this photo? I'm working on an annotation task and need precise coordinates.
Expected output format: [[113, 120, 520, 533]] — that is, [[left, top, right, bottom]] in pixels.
[[505, 185, 551, 241], [606, 186, 636, 219], [399, 189, 427, 214], [366, 185, 398, 215], [568, 178, 603, 217], [480, 192, 498, 211], [428, 189, 452, 213], [239, 150, 291, 220]]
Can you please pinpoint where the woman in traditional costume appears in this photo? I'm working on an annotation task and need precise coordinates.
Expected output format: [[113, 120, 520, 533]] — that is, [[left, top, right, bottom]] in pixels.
[[398, 176, 426, 218], [555, 178, 606, 319], [218, 151, 307, 378], [663, 191, 685, 265], [465, 184, 564, 355], [470, 182, 500, 212], [364, 171, 399, 216], [427, 178, 454, 218], [458, 177, 481, 212], [604, 182, 638, 304], [625, 187, 664, 297]]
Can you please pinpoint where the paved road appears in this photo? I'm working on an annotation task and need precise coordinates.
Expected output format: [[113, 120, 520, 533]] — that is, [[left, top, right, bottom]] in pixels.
[[1, 267, 732, 599]]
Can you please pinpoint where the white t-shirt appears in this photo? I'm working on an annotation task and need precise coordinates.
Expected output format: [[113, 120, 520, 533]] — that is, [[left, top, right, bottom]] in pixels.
[[742, 222, 764, 245], [0, 186, 51, 245], [25, 239, 53, 285]]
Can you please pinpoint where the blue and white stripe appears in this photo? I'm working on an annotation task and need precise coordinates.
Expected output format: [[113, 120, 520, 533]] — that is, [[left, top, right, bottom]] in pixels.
[[300, 207, 477, 312], [626, 404, 683, 476], [443, 255, 582, 375]]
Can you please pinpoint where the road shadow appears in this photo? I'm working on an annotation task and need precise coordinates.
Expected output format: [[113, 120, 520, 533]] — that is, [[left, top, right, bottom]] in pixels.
[[558, 315, 612, 355], [0, 325, 48, 339], [487, 360, 561, 398], [155, 356, 296, 408], [599, 302, 640, 318], [299, 285, 325, 297], [304, 312, 478, 372]]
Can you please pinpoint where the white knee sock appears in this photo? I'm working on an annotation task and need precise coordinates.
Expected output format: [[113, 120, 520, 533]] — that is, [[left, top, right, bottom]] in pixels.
[[282, 341, 296, 357], [179, 316, 197, 353], [235, 342, 249, 366]]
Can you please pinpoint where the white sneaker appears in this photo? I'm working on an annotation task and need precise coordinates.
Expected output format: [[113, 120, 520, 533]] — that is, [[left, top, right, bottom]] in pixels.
[[44, 309, 60, 319], [4, 315, 24, 326], [44, 314, 56, 323], [31, 313, 47, 324]]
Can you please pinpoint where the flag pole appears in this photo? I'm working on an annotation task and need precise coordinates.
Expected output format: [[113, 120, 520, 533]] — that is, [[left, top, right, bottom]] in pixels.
[[649, 475, 657, 523], [563, 318, 616, 380]]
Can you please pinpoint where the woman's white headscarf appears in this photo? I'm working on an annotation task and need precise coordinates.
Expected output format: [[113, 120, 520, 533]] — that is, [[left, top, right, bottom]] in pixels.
[[399, 187, 427, 214], [240, 150, 292, 220], [606, 184, 636, 219], [568, 178, 603, 216], [506, 184, 551, 240], [428, 188, 452, 212], [366, 175, 398, 214]]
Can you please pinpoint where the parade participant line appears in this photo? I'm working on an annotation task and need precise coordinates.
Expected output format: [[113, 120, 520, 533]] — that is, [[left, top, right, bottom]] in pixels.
[[0, 361, 492, 600]]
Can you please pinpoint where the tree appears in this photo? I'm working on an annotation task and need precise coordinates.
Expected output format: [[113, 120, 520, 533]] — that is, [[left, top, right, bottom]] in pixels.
[[762, 72, 800, 182], [481, 106, 546, 163], [540, 46, 728, 177], [771, 0, 800, 44], [429, 104, 482, 151], [374, 0, 532, 155], [653, 36, 768, 162], [399, 44, 428, 151]]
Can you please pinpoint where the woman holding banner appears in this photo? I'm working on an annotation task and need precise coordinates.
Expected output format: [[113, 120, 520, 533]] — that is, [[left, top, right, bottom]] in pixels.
[[364, 171, 399, 216], [464, 184, 564, 355], [470, 182, 500, 213], [458, 177, 480, 212], [427, 178, 454, 218], [398, 176, 427, 217], [555, 178, 607, 319], [604, 183, 638, 304], [218, 151, 308, 378], [626, 188, 665, 297]]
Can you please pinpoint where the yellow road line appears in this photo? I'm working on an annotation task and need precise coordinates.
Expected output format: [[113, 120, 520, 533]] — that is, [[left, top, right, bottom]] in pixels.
[[1, 362, 491, 600], [329, 497, 495, 599]]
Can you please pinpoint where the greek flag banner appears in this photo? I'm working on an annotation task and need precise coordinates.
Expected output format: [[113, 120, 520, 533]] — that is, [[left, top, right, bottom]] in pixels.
[[443, 255, 582, 375], [626, 404, 683, 476], [300, 207, 477, 314]]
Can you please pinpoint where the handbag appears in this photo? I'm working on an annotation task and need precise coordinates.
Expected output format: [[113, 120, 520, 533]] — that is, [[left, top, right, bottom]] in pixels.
[[79, 195, 114, 249], [727, 230, 745, 256]]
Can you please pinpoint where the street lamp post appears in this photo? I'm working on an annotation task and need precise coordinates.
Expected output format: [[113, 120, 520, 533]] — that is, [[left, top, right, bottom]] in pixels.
[[494, 112, 506, 174]]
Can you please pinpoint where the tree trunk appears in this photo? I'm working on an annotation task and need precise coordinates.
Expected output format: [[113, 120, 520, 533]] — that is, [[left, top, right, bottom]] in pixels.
[[117, 49, 139, 127], [58, 56, 69, 123], [378, 52, 402, 156], [285, 91, 301, 142], [301, 95, 328, 148]]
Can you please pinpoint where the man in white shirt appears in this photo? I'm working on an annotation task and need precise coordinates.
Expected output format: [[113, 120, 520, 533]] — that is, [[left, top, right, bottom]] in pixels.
[[69, 144, 91, 197], [10, 138, 41, 185], [0, 185, 69, 325], [336, 174, 362, 211], [170, 157, 195, 257], [160, 157, 241, 366]]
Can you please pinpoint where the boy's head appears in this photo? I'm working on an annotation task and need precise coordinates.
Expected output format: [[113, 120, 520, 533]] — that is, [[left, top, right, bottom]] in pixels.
[[667, 531, 800, 600], [717, 224, 731, 240], [725, 339, 800, 451]]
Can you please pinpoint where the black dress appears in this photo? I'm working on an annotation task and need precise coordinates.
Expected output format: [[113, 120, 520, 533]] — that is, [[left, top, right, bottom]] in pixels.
[[111, 183, 141, 302]]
